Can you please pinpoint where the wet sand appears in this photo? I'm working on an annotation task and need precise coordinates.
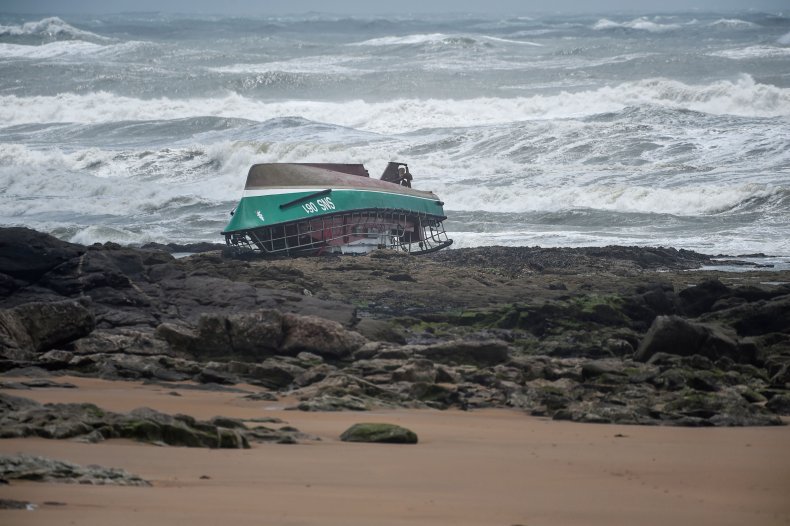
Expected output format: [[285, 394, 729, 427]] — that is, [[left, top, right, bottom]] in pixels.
[[1, 377, 789, 526]]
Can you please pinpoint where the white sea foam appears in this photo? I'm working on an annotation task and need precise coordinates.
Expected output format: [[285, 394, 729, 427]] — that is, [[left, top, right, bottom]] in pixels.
[[707, 18, 759, 29], [442, 181, 782, 217], [710, 46, 790, 60], [0, 16, 109, 41], [0, 40, 148, 59], [349, 33, 451, 46], [1, 76, 787, 133], [478, 35, 542, 47], [349, 32, 541, 48], [209, 56, 367, 75], [593, 17, 682, 33]]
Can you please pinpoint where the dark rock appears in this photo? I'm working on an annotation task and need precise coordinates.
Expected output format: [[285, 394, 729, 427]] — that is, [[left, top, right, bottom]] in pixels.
[[226, 310, 285, 355], [172, 309, 285, 360], [0, 299, 95, 354], [0, 379, 76, 390], [354, 319, 407, 344], [731, 296, 790, 336], [622, 282, 677, 325], [581, 360, 626, 381], [72, 329, 169, 356], [296, 394, 373, 411], [155, 322, 198, 351], [227, 359, 304, 389], [195, 368, 238, 385], [0, 498, 29, 509], [0, 454, 150, 486], [281, 313, 367, 358], [0, 228, 84, 282], [391, 359, 437, 383], [635, 316, 744, 363], [408, 382, 458, 407], [242, 392, 278, 401], [0, 394, 252, 448], [766, 394, 790, 415], [340, 423, 418, 444], [417, 339, 510, 366], [661, 390, 782, 426], [679, 279, 731, 316], [293, 364, 335, 388]]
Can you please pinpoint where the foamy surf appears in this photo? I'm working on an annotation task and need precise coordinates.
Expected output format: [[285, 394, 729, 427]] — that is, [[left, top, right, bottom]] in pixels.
[[1, 12, 788, 257]]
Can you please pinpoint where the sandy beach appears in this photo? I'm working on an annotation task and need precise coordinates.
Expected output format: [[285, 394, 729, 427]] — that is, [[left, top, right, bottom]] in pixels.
[[1, 376, 788, 526]]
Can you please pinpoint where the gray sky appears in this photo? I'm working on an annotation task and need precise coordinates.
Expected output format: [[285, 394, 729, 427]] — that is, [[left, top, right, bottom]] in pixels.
[[1, 0, 787, 15]]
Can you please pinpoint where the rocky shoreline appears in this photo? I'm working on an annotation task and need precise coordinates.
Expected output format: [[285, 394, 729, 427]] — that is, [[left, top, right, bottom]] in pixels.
[[1, 226, 789, 442]]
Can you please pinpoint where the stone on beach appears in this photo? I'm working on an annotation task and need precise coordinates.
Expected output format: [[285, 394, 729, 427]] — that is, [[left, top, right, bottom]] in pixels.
[[340, 423, 418, 444]]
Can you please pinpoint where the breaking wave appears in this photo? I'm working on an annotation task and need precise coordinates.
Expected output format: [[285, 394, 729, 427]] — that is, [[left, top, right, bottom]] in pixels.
[[710, 46, 790, 60], [0, 40, 145, 59], [1, 76, 786, 133], [347, 32, 542, 48], [444, 181, 787, 217], [0, 16, 109, 42], [592, 18, 682, 33], [209, 56, 368, 75], [707, 19, 759, 29]]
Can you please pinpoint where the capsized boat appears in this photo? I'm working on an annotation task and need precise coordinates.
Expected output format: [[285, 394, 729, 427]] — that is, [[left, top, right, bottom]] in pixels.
[[222, 162, 453, 256]]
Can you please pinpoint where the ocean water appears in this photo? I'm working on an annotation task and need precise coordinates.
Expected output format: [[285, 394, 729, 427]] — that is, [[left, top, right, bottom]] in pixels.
[[1, 11, 789, 261]]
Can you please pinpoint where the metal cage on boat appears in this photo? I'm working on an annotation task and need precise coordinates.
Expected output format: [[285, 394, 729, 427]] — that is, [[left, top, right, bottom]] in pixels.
[[222, 162, 453, 257], [224, 207, 452, 256]]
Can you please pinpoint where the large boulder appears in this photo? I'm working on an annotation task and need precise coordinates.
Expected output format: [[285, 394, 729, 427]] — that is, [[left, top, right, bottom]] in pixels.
[[678, 279, 731, 316], [634, 316, 743, 363], [0, 299, 95, 355], [281, 313, 367, 358], [731, 296, 790, 336], [0, 227, 84, 282], [158, 309, 285, 360]]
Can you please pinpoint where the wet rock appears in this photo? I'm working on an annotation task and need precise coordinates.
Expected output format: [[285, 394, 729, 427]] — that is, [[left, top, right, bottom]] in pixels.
[[766, 393, 790, 415], [293, 363, 336, 388], [0, 393, 253, 448], [281, 313, 367, 358], [297, 394, 373, 411], [340, 423, 418, 444], [731, 296, 790, 336], [408, 382, 458, 407], [0, 378, 76, 390], [195, 368, 238, 385], [580, 360, 627, 381], [661, 389, 782, 426], [391, 359, 437, 383], [155, 322, 198, 351], [0, 454, 150, 486], [0, 299, 94, 355], [0, 227, 85, 282], [226, 358, 305, 389], [72, 328, 169, 356], [635, 316, 743, 363], [417, 339, 510, 367], [679, 279, 731, 316], [354, 318, 407, 344], [293, 372, 404, 406]]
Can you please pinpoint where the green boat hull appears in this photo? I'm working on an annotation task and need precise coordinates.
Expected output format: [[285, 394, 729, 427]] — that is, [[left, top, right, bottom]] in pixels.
[[223, 188, 446, 234], [222, 162, 452, 256]]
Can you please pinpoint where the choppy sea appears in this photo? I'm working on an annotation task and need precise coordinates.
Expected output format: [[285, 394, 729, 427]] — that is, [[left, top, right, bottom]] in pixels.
[[1, 11, 789, 263]]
